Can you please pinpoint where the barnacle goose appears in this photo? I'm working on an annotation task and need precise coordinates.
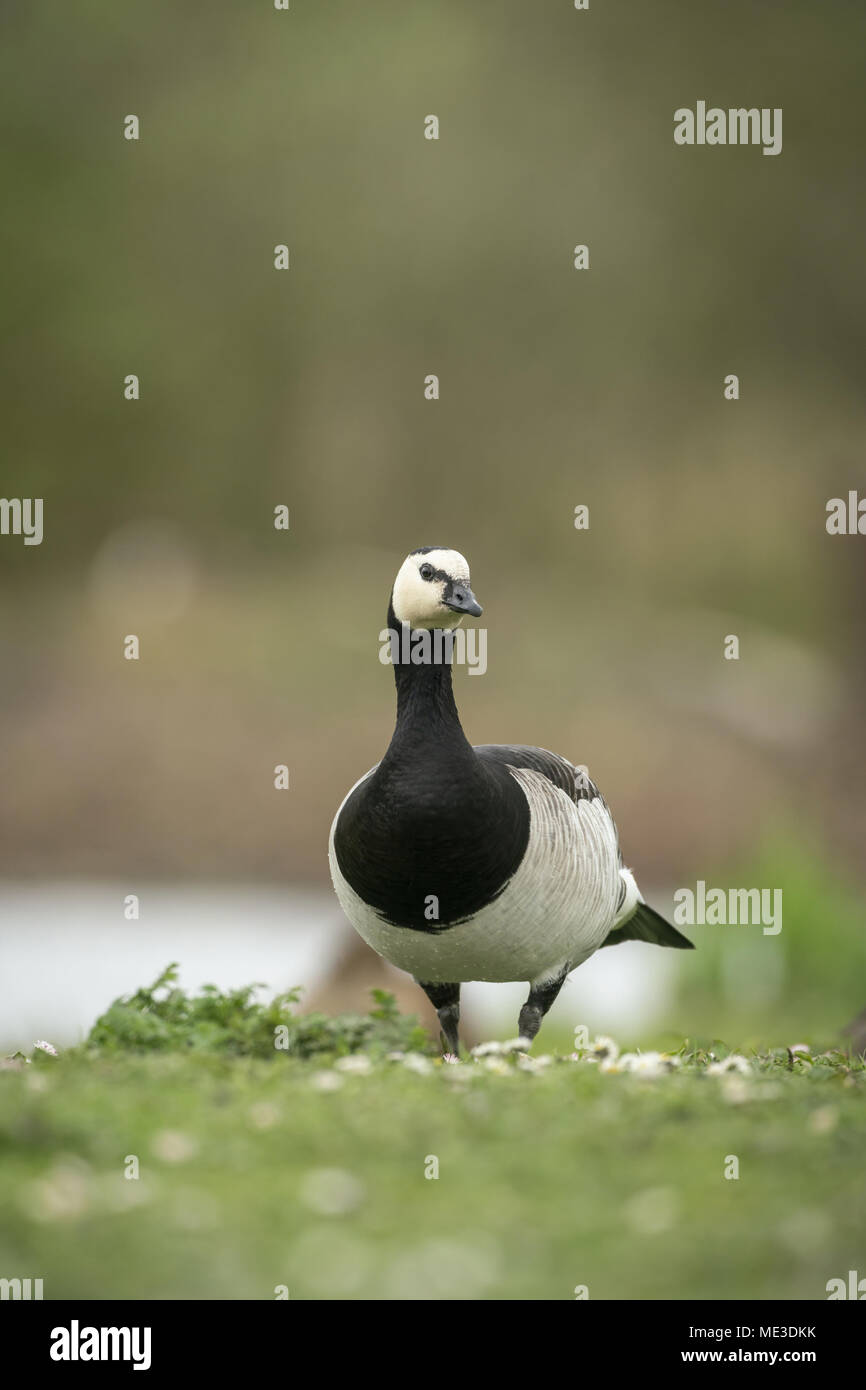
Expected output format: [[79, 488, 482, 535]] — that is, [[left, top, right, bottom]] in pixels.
[[328, 547, 693, 1053]]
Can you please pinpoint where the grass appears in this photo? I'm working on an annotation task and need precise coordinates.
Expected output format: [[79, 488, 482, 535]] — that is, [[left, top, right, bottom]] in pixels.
[[0, 969, 864, 1301]]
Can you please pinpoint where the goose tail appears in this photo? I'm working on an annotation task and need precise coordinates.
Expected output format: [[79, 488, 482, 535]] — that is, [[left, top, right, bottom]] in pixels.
[[602, 869, 694, 950]]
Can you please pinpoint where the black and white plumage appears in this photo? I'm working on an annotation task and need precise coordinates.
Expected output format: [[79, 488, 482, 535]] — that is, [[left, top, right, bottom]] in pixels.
[[329, 547, 692, 1052]]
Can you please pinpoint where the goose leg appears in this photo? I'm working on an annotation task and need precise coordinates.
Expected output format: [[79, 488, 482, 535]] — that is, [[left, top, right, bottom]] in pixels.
[[417, 980, 461, 1056], [517, 969, 568, 1046]]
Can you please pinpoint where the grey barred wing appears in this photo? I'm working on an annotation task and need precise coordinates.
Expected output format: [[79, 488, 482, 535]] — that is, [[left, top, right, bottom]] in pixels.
[[473, 744, 607, 807]]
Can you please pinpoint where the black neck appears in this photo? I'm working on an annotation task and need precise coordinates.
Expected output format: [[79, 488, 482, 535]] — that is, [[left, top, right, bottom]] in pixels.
[[384, 602, 475, 762]]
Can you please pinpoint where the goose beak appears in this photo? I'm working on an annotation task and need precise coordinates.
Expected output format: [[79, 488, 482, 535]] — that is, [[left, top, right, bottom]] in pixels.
[[444, 583, 483, 618]]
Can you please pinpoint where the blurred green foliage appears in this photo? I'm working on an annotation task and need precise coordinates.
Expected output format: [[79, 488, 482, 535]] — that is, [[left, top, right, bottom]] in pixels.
[[675, 833, 866, 1043], [84, 965, 430, 1059]]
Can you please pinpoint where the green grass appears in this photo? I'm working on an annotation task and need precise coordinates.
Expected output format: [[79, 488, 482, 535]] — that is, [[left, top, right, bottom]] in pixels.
[[0, 971, 864, 1301]]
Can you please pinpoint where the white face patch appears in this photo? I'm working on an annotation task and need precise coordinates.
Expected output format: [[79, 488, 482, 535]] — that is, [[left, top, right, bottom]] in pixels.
[[391, 548, 472, 630]]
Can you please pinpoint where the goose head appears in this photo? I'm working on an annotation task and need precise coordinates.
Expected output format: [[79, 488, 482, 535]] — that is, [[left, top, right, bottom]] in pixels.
[[390, 547, 483, 630]]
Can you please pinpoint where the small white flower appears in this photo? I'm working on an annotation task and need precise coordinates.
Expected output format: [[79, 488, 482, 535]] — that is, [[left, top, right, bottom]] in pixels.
[[753, 1083, 783, 1101], [602, 1050, 679, 1078], [299, 1168, 365, 1217], [470, 1040, 506, 1058], [502, 1037, 531, 1054], [625, 1184, 679, 1235], [618, 1052, 662, 1077], [480, 1056, 512, 1075], [726, 1054, 752, 1073], [310, 1070, 344, 1092], [633, 1052, 666, 1077], [517, 1053, 553, 1072], [707, 1055, 752, 1077], [809, 1106, 838, 1135], [248, 1102, 279, 1130], [334, 1054, 373, 1075], [386, 1050, 406, 1062], [25, 1161, 91, 1222], [402, 1053, 434, 1075], [34, 1040, 58, 1057], [442, 1060, 477, 1081], [721, 1077, 749, 1105], [151, 1130, 199, 1164], [582, 1035, 619, 1064]]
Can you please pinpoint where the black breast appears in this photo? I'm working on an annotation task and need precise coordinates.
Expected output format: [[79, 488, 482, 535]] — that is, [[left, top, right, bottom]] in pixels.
[[333, 753, 530, 931]]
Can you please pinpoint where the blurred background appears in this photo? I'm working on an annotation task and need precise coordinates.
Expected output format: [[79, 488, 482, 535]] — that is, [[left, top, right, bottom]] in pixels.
[[1, 0, 864, 1051]]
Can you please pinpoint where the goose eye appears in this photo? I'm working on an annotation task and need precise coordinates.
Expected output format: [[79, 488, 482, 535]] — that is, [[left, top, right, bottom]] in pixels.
[[419, 564, 433, 580]]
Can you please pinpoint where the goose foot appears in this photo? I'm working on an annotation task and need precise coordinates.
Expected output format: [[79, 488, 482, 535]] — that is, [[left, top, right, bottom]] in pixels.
[[517, 969, 568, 1046], [417, 979, 461, 1056]]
